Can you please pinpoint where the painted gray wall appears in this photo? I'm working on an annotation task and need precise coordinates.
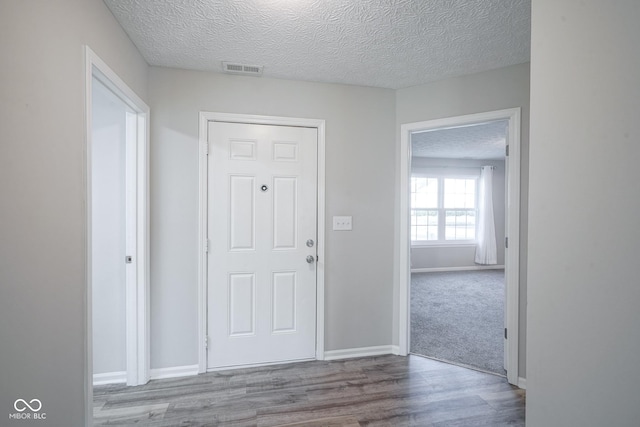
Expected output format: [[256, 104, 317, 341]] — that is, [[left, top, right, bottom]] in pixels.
[[148, 67, 396, 368], [527, 1, 640, 425], [91, 79, 128, 376], [410, 158, 506, 269], [394, 63, 530, 377], [0, 1, 148, 425]]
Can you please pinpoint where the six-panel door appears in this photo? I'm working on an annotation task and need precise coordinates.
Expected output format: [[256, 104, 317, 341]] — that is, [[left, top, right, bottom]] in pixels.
[[207, 121, 318, 369]]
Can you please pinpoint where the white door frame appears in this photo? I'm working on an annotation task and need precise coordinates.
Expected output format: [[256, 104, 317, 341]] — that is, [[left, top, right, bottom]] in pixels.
[[197, 112, 326, 373], [84, 45, 150, 421], [398, 108, 521, 385]]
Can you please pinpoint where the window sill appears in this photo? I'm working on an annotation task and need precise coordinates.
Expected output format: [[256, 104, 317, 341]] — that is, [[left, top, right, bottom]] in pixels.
[[411, 242, 477, 249]]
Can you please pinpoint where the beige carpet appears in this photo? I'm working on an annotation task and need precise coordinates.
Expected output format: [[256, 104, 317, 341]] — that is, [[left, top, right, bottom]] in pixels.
[[276, 415, 361, 427]]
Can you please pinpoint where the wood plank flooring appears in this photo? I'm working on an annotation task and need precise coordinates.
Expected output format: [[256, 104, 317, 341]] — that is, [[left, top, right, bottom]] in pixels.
[[94, 355, 525, 426]]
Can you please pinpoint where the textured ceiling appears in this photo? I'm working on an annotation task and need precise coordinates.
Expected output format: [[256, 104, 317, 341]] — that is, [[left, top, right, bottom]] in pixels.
[[103, 0, 530, 89], [411, 120, 507, 160]]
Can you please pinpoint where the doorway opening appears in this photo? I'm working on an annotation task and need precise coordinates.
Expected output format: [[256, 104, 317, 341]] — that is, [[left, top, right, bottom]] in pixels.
[[197, 113, 326, 372], [398, 109, 521, 385], [409, 120, 508, 375], [85, 46, 150, 423]]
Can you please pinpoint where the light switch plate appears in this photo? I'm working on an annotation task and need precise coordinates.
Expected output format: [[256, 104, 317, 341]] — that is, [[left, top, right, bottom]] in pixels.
[[333, 216, 352, 231]]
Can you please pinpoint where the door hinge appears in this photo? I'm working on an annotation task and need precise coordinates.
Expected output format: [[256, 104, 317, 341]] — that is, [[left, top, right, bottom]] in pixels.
[[504, 328, 508, 339], [505, 237, 509, 248], [205, 336, 209, 349], [203, 142, 209, 155], [506, 144, 510, 157], [204, 239, 210, 253]]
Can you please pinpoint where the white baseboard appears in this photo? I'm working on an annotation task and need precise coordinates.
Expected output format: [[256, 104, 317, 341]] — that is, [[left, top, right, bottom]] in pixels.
[[149, 364, 199, 380], [93, 371, 126, 386], [517, 377, 527, 389], [411, 265, 505, 273], [324, 345, 396, 361]]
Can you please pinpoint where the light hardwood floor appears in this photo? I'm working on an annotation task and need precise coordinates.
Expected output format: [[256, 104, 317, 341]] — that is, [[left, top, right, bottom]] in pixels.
[[94, 355, 525, 426]]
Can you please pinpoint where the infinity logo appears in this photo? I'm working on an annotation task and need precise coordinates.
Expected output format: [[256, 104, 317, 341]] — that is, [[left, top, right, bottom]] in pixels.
[[14, 399, 42, 412]]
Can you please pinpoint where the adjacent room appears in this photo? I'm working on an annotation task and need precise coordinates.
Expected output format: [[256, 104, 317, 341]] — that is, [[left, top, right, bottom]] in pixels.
[[409, 121, 508, 376]]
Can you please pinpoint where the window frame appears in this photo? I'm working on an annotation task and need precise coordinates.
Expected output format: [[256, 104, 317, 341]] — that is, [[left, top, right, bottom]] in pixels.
[[410, 172, 479, 247]]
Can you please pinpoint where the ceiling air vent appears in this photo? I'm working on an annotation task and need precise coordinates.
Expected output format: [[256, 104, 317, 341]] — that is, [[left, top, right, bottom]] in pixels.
[[222, 62, 263, 76]]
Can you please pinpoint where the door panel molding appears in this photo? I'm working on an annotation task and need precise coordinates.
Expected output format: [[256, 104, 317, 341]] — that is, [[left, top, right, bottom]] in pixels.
[[198, 112, 326, 373]]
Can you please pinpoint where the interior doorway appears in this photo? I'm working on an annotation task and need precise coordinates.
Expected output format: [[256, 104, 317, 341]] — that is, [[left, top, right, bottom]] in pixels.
[[409, 121, 507, 375], [85, 46, 150, 398], [90, 75, 132, 385], [398, 108, 521, 385]]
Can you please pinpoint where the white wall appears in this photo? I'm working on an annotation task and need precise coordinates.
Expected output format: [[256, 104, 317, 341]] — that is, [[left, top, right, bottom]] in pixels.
[[394, 63, 530, 376], [0, 1, 148, 425], [527, 1, 640, 425], [91, 78, 128, 376], [148, 67, 396, 368], [411, 157, 506, 269]]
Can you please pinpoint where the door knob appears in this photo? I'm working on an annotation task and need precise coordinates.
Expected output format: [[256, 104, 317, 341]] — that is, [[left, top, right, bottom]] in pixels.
[[306, 255, 315, 264]]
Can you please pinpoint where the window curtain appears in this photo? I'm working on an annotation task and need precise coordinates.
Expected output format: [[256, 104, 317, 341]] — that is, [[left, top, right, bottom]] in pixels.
[[475, 166, 498, 265]]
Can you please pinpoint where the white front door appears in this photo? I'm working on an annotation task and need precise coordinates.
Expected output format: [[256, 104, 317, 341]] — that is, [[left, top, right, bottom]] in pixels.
[[207, 121, 318, 369]]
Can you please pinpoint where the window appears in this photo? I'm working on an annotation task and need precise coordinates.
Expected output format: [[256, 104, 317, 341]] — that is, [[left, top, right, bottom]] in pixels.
[[411, 175, 477, 244], [411, 177, 438, 241]]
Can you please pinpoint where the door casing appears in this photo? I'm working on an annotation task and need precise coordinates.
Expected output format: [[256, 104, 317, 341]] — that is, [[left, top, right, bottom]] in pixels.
[[197, 112, 326, 373], [398, 108, 521, 386], [84, 46, 150, 424]]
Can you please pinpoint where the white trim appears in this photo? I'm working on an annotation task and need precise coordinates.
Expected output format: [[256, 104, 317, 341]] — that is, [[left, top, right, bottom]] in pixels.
[[411, 243, 477, 248], [197, 112, 326, 371], [197, 115, 209, 374], [398, 108, 521, 386], [517, 377, 527, 389], [411, 265, 505, 273], [93, 371, 127, 386], [124, 111, 137, 387], [316, 121, 326, 361], [149, 365, 200, 380], [324, 345, 396, 361], [504, 109, 521, 387], [84, 46, 150, 427]]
